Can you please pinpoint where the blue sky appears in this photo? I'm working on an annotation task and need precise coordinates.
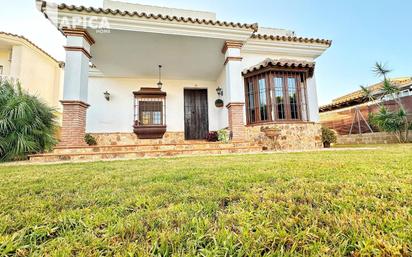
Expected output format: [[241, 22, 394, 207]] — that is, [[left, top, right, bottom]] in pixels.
[[1, 0, 411, 104]]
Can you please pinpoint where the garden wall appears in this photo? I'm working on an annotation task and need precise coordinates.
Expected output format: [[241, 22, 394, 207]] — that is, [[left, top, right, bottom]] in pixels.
[[337, 131, 412, 145]]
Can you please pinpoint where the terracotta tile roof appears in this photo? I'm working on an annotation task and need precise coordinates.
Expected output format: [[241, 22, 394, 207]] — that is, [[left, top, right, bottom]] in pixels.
[[0, 31, 62, 66], [319, 77, 412, 112], [251, 33, 332, 46], [243, 58, 315, 75], [46, 2, 258, 32]]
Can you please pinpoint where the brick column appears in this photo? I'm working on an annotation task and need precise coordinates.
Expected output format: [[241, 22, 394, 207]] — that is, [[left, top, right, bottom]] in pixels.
[[59, 101, 90, 146], [59, 28, 94, 147], [227, 102, 245, 141], [222, 41, 246, 141]]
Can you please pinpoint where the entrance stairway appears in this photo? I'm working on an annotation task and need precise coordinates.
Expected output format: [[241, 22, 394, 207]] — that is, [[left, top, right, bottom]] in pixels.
[[28, 141, 263, 163]]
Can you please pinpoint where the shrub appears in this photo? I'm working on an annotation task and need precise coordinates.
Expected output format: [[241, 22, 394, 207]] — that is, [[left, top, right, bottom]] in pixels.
[[217, 129, 229, 143], [85, 133, 97, 146], [361, 63, 411, 143], [206, 131, 218, 142], [0, 79, 57, 161], [321, 127, 337, 147]]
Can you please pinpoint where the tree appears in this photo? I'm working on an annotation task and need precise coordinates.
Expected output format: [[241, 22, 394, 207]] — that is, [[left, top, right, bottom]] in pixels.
[[361, 63, 411, 143], [0, 79, 58, 161]]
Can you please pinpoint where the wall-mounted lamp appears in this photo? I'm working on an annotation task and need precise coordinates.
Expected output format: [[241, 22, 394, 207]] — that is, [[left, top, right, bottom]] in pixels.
[[104, 91, 110, 101], [216, 86, 223, 97]]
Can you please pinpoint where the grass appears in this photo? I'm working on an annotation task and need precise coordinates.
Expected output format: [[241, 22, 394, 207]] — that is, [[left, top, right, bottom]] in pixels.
[[0, 145, 411, 256]]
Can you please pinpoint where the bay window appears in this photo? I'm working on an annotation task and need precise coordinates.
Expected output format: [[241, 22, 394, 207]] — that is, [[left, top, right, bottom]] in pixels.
[[244, 69, 310, 124]]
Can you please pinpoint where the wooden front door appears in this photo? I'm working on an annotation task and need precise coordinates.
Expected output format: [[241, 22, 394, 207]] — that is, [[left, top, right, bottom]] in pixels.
[[184, 89, 209, 140]]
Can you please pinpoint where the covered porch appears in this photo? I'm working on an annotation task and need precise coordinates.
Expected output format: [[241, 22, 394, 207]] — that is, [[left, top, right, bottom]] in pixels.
[[86, 29, 231, 142], [56, 19, 256, 146], [63, 29, 250, 146]]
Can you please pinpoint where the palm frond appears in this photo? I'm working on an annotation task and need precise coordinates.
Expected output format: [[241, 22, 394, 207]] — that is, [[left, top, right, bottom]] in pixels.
[[360, 85, 374, 101], [0, 79, 58, 162], [381, 78, 399, 96], [372, 62, 391, 78]]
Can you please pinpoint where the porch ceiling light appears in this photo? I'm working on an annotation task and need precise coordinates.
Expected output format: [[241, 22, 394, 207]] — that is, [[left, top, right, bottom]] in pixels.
[[157, 65, 163, 89], [216, 86, 223, 97], [104, 91, 110, 101]]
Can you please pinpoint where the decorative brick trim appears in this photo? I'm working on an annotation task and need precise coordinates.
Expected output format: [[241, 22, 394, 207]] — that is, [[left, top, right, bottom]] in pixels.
[[59, 100, 90, 147], [60, 100, 90, 108], [227, 102, 245, 141], [62, 28, 95, 45], [221, 40, 244, 54], [64, 46, 92, 59], [224, 56, 243, 65], [226, 102, 245, 108]]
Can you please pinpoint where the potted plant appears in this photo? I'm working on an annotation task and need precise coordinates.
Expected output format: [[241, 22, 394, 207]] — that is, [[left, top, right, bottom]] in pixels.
[[206, 131, 218, 142], [215, 99, 224, 108], [85, 133, 98, 146], [217, 129, 229, 143], [321, 127, 337, 148]]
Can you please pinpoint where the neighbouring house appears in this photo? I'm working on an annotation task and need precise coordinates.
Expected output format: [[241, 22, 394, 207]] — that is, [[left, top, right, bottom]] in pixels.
[[319, 77, 412, 135], [32, 0, 331, 161], [0, 32, 63, 119]]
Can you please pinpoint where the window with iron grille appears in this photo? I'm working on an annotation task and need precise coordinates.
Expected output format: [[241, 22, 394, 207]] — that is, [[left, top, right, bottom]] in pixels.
[[138, 100, 163, 125], [133, 88, 166, 127], [244, 70, 310, 124]]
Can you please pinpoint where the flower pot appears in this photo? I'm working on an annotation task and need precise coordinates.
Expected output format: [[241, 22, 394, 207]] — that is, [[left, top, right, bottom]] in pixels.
[[215, 99, 224, 108], [133, 124, 166, 139], [323, 142, 331, 148]]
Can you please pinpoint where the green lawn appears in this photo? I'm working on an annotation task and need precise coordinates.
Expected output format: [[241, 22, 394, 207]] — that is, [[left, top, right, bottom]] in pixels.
[[1, 145, 411, 256]]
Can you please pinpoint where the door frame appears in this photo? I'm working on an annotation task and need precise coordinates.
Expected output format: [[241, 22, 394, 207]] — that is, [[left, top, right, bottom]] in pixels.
[[183, 88, 209, 140]]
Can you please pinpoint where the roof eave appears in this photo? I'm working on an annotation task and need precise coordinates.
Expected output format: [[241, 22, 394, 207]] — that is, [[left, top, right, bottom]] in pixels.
[[251, 33, 332, 47], [0, 31, 62, 65], [38, 1, 257, 41]]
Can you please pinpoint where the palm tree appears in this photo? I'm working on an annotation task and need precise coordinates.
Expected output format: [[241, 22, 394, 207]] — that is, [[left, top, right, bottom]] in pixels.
[[0, 79, 58, 161], [364, 63, 411, 143]]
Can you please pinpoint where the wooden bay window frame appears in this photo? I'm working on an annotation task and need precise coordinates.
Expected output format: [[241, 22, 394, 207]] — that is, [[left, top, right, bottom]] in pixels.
[[243, 67, 311, 125]]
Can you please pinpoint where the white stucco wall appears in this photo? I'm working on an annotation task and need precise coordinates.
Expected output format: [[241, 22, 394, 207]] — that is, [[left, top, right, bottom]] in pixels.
[[306, 75, 320, 122], [86, 52, 322, 133], [0, 50, 11, 75], [216, 69, 228, 129], [7, 45, 62, 112], [241, 52, 313, 69], [87, 77, 226, 133]]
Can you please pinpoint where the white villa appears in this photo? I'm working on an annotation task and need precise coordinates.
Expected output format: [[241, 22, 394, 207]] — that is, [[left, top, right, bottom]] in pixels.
[[0, 32, 63, 118], [32, 0, 331, 161]]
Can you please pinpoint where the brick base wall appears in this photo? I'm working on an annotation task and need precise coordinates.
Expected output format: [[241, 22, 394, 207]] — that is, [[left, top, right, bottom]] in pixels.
[[89, 132, 185, 145], [59, 101, 89, 147], [227, 102, 246, 141], [245, 123, 322, 150]]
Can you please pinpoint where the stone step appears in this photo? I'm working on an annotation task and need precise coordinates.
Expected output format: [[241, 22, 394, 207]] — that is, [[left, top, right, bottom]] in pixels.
[[51, 141, 256, 154], [28, 146, 263, 163]]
